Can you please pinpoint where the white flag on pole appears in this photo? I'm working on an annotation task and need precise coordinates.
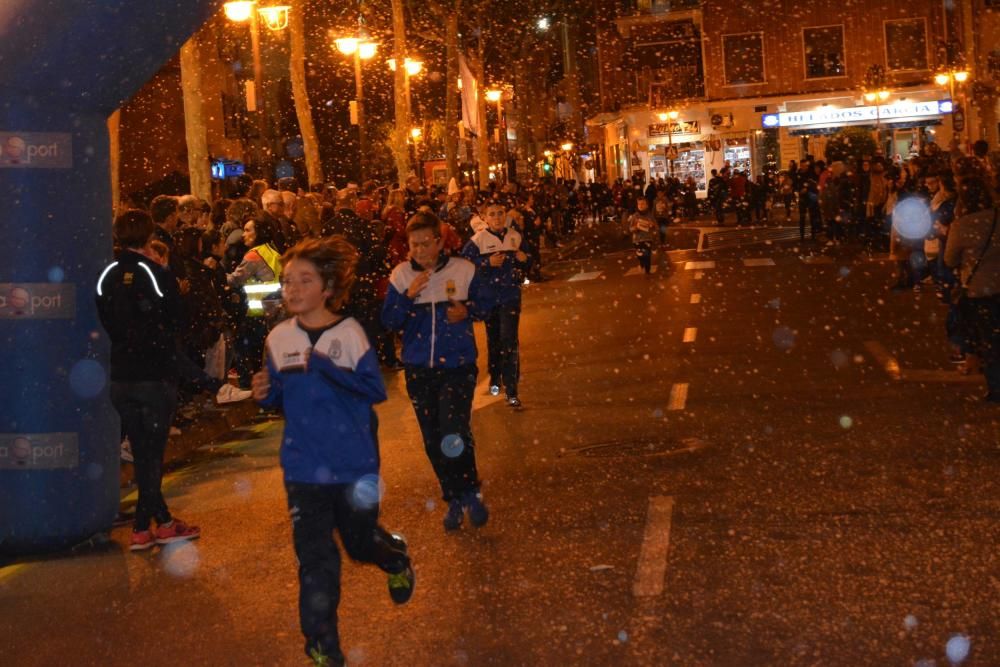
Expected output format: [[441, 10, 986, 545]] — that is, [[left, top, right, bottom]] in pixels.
[[459, 53, 479, 137]]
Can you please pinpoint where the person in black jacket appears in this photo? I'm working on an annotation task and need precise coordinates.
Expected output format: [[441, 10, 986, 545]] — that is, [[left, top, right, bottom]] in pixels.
[[95, 210, 201, 552]]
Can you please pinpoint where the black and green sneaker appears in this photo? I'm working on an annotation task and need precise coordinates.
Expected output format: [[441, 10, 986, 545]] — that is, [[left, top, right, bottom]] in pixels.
[[387, 564, 415, 605], [307, 647, 344, 667]]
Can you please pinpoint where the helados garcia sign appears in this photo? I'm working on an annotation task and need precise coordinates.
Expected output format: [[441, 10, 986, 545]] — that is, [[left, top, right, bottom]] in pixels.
[[762, 100, 953, 129]]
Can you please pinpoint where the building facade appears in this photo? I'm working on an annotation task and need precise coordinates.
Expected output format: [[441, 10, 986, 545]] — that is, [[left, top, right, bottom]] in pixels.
[[588, 0, 988, 192]]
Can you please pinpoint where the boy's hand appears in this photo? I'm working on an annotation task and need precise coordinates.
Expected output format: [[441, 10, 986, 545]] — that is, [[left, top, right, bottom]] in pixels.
[[488, 253, 506, 267], [446, 299, 468, 323], [515, 250, 528, 263], [251, 367, 270, 402], [406, 270, 432, 299]]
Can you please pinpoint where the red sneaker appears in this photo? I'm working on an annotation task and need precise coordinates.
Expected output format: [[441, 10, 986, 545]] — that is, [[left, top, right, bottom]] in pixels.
[[129, 529, 156, 552], [155, 519, 200, 545]]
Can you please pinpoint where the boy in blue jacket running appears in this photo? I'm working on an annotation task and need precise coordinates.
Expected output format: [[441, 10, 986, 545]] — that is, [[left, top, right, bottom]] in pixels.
[[461, 198, 531, 407], [252, 237, 414, 667], [382, 212, 491, 531]]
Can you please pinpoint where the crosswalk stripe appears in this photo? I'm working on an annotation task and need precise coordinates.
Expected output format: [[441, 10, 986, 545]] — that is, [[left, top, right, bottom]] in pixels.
[[690, 293, 701, 304], [682, 327, 697, 343], [685, 260, 715, 270]]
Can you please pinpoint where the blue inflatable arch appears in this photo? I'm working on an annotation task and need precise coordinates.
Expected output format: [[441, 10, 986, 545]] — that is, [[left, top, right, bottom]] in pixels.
[[0, 0, 221, 554]]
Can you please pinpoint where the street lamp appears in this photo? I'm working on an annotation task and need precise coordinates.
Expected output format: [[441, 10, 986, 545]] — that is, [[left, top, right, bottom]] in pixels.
[[225, 1, 290, 175], [486, 88, 509, 181], [934, 67, 970, 149], [657, 110, 679, 176], [863, 65, 891, 155], [334, 28, 378, 181]]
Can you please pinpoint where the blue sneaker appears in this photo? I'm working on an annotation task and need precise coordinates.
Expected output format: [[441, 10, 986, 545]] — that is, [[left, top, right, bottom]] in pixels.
[[463, 491, 489, 528], [443, 499, 464, 531]]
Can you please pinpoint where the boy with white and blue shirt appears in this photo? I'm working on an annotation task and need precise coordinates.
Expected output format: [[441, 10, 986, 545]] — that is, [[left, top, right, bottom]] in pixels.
[[461, 199, 531, 407], [382, 212, 491, 531], [253, 237, 413, 667]]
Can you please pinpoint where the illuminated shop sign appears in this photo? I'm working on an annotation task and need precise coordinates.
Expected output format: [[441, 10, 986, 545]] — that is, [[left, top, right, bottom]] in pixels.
[[649, 120, 700, 137], [761, 100, 953, 129]]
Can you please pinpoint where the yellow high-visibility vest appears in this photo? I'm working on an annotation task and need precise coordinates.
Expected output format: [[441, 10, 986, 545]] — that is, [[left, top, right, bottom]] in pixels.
[[243, 243, 283, 316]]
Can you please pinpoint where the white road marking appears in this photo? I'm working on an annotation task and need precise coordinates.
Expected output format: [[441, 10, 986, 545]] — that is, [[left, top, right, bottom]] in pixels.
[[690, 293, 701, 304], [685, 260, 715, 270], [743, 258, 776, 267], [682, 327, 697, 343], [624, 266, 657, 276], [568, 271, 603, 282], [694, 271, 704, 280], [633, 496, 675, 597], [667, 383, 688, 410], [864, 342, 986, 384], [863, 341, 901, 380]]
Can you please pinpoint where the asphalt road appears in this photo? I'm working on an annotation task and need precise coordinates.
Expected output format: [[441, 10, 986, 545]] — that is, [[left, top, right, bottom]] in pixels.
[[2, 225, 998, 666]]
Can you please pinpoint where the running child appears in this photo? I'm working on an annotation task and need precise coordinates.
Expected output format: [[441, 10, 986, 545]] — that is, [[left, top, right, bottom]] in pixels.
[[252, 237, 414, 667]]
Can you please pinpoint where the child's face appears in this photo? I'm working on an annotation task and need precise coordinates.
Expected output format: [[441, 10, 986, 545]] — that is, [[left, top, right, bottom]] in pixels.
[[408, 228, 444, 267], [281, 259, 332, 317], [484, 205, 506, 232]]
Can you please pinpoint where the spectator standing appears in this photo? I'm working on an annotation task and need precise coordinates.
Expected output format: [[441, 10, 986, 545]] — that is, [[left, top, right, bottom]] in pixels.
[[95, 210, 201, 551]]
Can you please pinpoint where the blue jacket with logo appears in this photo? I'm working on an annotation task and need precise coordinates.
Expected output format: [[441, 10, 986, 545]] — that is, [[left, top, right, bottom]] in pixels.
[[381, 255, 488, 368], [259, 316, 386, 485], [461, 227, 530, 306]]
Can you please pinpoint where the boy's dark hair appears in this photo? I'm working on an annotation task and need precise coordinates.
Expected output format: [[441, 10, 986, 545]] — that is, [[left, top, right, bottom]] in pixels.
[[113, 209, 155, 250], [173, 227, 204, 259], [281, 237, 358, 312], [149, 195, 178, 224], [201, 229, 223, 256], [972, 139, 989, 158], [405, 211, 443, 238], [252, 216, 279, 247]]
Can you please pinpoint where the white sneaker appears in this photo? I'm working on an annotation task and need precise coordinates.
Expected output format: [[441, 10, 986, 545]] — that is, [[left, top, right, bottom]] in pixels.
[[120, 437, 134, 463], [216, 383, 253, 404]]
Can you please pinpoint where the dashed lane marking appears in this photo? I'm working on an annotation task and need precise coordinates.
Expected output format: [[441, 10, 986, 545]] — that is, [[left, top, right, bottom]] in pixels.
[[633, 496, 675, 597], [742, 258, 776, 267], [624, 266, 658, 276], [682, 327, 697, 343], [694, 271, 704, 280], [567, 271, 603, 282], [667, 383, 688, 411], [801, 255, 834, 265], [690, 294, 701, 304], [684, 260, 715, 271]]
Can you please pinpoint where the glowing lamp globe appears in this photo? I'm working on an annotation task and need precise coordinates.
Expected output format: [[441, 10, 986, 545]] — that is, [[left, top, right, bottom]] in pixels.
[[224, 0, 255, 22]]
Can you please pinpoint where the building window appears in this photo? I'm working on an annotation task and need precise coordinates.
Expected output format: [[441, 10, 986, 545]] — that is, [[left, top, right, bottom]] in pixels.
[[884, 18, 928, 71], [722, 32, 765, 85], [803, 25, 845, 79]]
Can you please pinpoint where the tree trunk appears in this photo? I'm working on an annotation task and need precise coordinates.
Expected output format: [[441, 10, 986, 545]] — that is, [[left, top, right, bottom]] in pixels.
[[288, 2, 324, 187], [444, 4, 460, 182], [391, 0, 412, 185], [472, 42, 490, 190], [179, 35, 211, 200], [108, 109, 121, 216]]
